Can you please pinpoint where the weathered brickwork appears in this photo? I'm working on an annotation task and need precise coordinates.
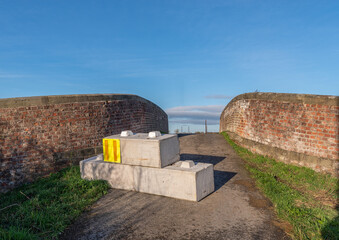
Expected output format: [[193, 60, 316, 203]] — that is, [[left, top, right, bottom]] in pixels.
[[0, 94, 168, 192], [220, 92, 339, 176]]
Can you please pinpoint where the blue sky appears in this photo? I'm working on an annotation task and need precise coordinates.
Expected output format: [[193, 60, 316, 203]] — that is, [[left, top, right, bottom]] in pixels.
[[1, 0, 338, 133]]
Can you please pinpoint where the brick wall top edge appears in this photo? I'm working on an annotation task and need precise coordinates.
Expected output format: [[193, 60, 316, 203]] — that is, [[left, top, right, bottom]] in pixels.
[[220, 92, 338, 120], [0, 93, 145, 108], [231, 92, 338, 106]]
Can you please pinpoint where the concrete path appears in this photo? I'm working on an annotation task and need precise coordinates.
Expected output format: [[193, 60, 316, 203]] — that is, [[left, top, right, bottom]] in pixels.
[[61, 134, 290, 240]]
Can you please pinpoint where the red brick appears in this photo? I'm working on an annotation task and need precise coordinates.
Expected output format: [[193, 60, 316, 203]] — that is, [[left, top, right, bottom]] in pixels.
[[220, 94, 338, 175], [0, 96, 168, 193]]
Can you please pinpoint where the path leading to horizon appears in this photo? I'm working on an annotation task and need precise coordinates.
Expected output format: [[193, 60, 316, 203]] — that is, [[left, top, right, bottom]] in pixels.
[[61, 133, 290, 240]]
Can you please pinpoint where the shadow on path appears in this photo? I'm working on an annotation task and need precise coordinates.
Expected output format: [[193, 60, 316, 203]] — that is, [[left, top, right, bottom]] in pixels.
[[177, 133, 195, 138], [180, 153, 237, 191], [214, 170, 237, 191], [321, 185, 339, 239], [180, 153, 225, 165]]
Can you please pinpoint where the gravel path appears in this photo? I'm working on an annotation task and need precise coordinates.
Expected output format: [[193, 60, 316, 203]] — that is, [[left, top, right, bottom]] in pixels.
[[61, 133, 290, 240]]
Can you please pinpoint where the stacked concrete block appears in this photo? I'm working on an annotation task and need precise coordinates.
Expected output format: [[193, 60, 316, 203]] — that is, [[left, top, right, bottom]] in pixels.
[[103, 132, 180, 168], [80, 131, 215, 201]]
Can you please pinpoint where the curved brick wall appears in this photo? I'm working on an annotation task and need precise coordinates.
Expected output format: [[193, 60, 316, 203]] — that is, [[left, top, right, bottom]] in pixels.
[[220, 92, 338, 176], [0, 94, 168, 192]]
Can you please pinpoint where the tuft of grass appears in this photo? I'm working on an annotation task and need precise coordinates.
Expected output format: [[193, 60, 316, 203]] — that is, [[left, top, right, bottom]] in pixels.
[[0, 166, 109, 239], [221, 132, 338, 240]]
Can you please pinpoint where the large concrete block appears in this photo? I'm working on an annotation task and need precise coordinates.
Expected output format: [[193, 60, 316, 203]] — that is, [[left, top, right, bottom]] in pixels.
[[80, 155, 135, 190], [80, 155, 214, 201], [135, 161, 215, 201], [104, 133, 180, 168]]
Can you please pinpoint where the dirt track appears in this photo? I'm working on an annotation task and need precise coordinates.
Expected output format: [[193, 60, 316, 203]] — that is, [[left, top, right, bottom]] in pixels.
[[61, 133, 290, 240]]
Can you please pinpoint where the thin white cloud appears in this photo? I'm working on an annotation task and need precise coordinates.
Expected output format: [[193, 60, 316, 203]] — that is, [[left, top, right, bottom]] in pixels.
[[166, 105, 223, 125], [205, 95, 233, 99], [167, 111, 220, 120], [234, 49, 295, 70], [169, 119, 219, 125], [0, 74, 29, 78], [167, 105, 224, 113]]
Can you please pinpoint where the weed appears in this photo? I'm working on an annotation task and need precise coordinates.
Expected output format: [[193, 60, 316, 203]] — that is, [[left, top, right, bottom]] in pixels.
[[0, 166, 109, 239], [221, 132, 338, 240]]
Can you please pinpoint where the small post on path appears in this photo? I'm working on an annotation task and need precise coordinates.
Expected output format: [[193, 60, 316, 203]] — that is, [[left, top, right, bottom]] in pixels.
[[205, 120, 207, 134]]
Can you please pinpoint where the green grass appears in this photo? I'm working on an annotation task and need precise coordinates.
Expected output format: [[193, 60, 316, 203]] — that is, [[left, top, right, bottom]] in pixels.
[[0, 166, 109, 240], [221, 132, 338, 240]]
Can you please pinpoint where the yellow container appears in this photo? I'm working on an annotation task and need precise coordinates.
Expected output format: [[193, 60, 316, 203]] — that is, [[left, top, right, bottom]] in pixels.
[[102, 138, 121, 163]]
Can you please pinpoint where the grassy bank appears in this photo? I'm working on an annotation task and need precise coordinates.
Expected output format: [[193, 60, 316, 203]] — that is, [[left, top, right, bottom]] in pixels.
[[0, 166, 109, 240], [221, 132, 338, 240]]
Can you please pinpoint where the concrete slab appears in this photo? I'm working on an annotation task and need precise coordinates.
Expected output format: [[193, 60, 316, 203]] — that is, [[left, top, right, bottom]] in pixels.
[[120, 130, 133, 137], [148, 131, 161, 138], [104, 133, 180, 168], [80, 155, 134, 190], [135, 161, 214, 201], [178, 160, 195, 168], [80, 156, 214, 201]]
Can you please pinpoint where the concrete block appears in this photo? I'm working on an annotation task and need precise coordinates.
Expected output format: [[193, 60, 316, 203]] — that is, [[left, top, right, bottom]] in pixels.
[[148, 131, 161, 138], [80, 154, 135, 190], [121, 130, 133, 137], [135, 161, 214, 201], [80, 157, 215, 201], [178, 160, 195, 168], [104, 133, 180, 168]]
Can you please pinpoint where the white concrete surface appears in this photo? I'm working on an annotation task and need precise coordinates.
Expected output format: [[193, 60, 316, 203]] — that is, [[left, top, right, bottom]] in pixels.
[[178, 160, 195, 168], [148, 131, 161, 138], [104, 133, 180, 168], [80, 155, 135, 190], [120, 130, 133, 137], [80, 157, 215, 201]]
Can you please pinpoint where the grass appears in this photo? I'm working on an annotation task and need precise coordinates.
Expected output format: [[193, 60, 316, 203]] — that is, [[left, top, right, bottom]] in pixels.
[[221, 132, 338, 240], [0, 166, 109, 240]]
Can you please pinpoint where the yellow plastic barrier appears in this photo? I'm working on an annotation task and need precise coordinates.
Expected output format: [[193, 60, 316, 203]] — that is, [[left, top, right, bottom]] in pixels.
[[103, 138, 121, 163]]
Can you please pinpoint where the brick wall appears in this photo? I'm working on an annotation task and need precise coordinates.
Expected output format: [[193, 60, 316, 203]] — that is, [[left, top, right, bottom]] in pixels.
[[220, 92, 338, 176], [0, 94, 168, 192]]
